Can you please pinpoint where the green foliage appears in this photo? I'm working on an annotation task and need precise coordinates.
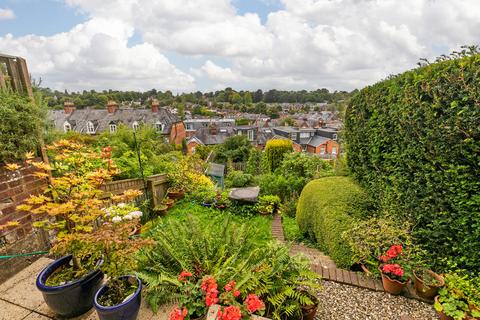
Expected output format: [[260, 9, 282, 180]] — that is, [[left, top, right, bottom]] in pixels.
[[264, 139, 293, 172], [276, 152, 333, 179], [281, 216, 304, 242], [279, 194, 298, 218], [435, 272, 480, 319], [345, 49, 480, 270], [245, 148, 262, 175], [215, 135, 253, 163], [0, 91, 45, 163], [296, 176, 374, 268], [255, 195, 281, 215], [256, 174, 297, 201], [225, 170, 253, 188]]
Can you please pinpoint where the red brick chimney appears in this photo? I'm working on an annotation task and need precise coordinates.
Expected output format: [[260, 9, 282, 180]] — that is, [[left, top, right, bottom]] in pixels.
[[63, 101, 75, 114], [107, 100, 118, 114], [209, 123, 217, 135], [151, 99, 160, 113]]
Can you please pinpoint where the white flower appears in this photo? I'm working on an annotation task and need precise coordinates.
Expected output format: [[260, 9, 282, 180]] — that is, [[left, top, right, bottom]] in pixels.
[[129, 211, 143, 218], [112, 216, 122, 223], [123, 214, 133, 220], [117, 203, 126, 208]]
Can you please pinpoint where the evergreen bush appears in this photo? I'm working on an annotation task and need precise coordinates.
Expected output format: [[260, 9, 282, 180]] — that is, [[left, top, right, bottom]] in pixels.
[[264, 139, 293, 172]]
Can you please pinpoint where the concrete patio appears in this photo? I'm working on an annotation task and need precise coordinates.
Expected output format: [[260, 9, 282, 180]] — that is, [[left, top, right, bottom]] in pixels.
[[0, 258, 171, 320]]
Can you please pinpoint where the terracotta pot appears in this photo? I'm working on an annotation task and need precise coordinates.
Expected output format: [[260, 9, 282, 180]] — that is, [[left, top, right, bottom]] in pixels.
[[128, 225, 140, 237], [413, 270, 444, 300], [215, 204, 226, 210], [162, 199, 174, 209], [360, 263, 372, 275], [434, 296, 454, 320], [301, 294, 319, 320], [154, 206, 168, 216], [168, 190, 185, 200], [379, 270, 408, 295]]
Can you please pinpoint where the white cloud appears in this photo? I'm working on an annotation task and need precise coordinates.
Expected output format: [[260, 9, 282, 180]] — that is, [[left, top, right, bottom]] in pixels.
[[0, 8, 15, 20], [0, 17, 195, 92], [3, 0, 480, 91]]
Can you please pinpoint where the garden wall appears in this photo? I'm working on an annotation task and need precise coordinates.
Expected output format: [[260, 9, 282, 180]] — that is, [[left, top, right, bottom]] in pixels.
[[0, 159, 50, 283], [345, 51, 480, 270]]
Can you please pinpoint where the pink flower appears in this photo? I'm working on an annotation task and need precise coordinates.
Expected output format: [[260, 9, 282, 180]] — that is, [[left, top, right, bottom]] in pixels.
[[224, 281, 236, 292], [244, 294, 264, 313], [169, 307, 188, 320]]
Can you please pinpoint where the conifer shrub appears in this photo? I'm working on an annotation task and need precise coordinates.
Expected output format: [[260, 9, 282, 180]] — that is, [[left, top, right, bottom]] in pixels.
[[264, 139, 293, 172], [345, 47, 480, 270], [296, 176, 374, 268]]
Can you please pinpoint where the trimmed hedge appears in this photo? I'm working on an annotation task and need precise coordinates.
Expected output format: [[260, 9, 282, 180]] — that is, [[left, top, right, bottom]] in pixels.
[[265, 139, 293, 172], [296, 176, 373, 268], [345, 52, 480, 270]]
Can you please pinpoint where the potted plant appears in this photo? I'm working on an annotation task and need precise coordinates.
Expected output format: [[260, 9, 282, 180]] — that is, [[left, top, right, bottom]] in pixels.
[[254, 195, 281, 215], [86, 218, 154, 320], [7, 142, 140, 317], [154, 204, 169, 215], [378, 245, 411, 295], [214, 192, 230, 210], [413, 268, 444, 300], [201, 191, 217, 208], [162, 197, 175, 209]]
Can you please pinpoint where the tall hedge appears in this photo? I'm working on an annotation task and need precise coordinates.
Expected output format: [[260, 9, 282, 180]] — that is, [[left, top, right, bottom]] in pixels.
[[345, 52, 480, 270], [264, 139, 293, 172], [296, 176, 373, 268], [0, 91, 45, 163]]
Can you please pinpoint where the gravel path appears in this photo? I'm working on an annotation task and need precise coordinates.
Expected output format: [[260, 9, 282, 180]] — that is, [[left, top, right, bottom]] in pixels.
[[315, 281, 437, 320]]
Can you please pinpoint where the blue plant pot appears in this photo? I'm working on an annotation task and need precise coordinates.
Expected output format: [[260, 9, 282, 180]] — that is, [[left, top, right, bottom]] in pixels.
[[36, 255, 104, 317], [94, 275, 142, 320], [201, 202, 214, 207]]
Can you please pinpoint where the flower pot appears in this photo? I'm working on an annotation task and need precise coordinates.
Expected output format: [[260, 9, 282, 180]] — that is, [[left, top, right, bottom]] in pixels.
[[413, 270, 444, 300], [154, 205, 168, 216], [215, 204, 226, 210], [168, 190, 185, 199], [301, 293, 318, 320], [201, 201, 214, 208], [163, 199, 174, 209], [380, 272, 408, 295], [36, 255, 104, 317], [360, 263, 372, 275], [434, 296, 454, 320], [94, 275, 142, 320]]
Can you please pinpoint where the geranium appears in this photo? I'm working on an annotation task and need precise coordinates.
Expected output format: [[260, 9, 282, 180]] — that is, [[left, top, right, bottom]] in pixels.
[[224, 281, 236, 292], [233, 289, 241, 298], [169, 307, 188, 320], [178, 271, 193, 282], [202, 277, 219, 307], [217, 306, 242, 320], [386, 245, 402, 259], [244, 294, 264, 313]]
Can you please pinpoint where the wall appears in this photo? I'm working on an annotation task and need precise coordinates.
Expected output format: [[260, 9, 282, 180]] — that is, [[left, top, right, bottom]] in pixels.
[[169, 122, 187, 145], [0, 160, 50, 283]]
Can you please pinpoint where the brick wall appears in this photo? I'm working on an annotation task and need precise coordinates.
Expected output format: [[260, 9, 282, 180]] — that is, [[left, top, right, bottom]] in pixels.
[[0, 159, 50, 283], [169, 122, 187, 145]]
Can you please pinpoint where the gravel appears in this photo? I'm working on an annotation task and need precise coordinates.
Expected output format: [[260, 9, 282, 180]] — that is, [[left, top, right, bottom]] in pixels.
[[315, 281, 438, 320]]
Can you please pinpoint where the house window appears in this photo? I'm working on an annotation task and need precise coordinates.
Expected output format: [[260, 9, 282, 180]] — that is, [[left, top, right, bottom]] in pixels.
[[320, 146, 326, 154], [291, 132, 297, 140], [186, 123, 193, 130], [155, 122, 164, 132], [300, 132, 310, 139], [333, 134, 338, 140], [248, 130, 254, 141], [132, 121, 139, 131], [109, 123, 117, 133], [332, 146, 337, 155], [237, 131, 242, 135], [63, 122, 71, 133], [86, 121, 95, 134], [192, 147, 196, 153]]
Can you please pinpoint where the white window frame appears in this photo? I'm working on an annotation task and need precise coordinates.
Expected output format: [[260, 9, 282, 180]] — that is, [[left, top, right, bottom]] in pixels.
[[86, 121, 95, 134], [300, 132, 310, 139], [155, 121, 164, 132], [132, 121, 139, 131], [109, 123, 117, 133], [63, 122, 72, 133], [186, 123, 193, 130], [320, 146, 326, 154], [332, 133, 338, 140], [332, 146, 337, 155], [247, 130, 254, 141], [291, 132, 298, 140]]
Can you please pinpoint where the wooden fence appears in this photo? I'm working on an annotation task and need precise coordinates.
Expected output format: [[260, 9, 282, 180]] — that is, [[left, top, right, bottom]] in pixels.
[[0, 53, 33, 98]]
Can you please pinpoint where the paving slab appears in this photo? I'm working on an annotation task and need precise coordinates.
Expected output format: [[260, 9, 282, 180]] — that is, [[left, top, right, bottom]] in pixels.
[[0, 298, 31, 320]]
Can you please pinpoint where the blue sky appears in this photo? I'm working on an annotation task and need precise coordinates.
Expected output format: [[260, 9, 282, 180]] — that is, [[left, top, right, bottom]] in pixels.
[[0, 0, 477, 92]]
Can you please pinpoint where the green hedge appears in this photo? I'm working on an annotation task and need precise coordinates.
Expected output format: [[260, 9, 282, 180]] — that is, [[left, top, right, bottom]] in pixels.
[[296, 176, 373, 268], [345, 52, 480, 270]]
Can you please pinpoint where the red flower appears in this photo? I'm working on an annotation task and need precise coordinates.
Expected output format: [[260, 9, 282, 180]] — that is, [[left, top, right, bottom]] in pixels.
[[169, 307, 188, 320], [178, 271, 193, 282], [385, 245, 403, 259], [381, 264, 404, 278], [217, 306, 242, 320], [379, 255, 390, 263], [202, 276, 219, 307], [224, 281, 236, 292], [233, 289, 241, 298], [244, 294, 264, 313]]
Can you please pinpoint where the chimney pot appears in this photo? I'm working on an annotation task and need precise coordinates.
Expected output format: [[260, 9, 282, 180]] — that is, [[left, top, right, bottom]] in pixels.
[[107, 100, 118, 114], [151, 99, 160, 113]]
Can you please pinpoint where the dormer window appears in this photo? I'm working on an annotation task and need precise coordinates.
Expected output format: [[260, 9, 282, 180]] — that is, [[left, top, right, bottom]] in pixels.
[[155, 121, 165, 132], [86, 121, 95, 134], [291, 132, 298, 140], [109, 123, 117, 133], [63, 122, 72, 133], [132, 121, 139, 131], [333, 134, 338, 140]]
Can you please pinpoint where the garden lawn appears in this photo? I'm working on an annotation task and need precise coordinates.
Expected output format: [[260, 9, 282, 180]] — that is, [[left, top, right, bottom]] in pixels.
[[144, 200, 272, 243]]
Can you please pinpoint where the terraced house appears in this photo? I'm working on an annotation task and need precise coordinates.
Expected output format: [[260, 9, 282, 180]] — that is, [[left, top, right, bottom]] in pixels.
[[49, 100, 186, 144]]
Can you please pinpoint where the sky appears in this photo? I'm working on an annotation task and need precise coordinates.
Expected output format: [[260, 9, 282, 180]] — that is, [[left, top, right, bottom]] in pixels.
[[0, 0, 479, 93]]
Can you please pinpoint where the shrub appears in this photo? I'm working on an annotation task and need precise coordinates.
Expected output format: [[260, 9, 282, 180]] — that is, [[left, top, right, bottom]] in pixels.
[[296, 176, 374, 268], [225, 170, 253, 188], [0, 91, 45, 163], [256, 174, 301, 201], [264, 139, 293, 172], [215, 135, 252, 163], [275, 152, 333, 179], [255, 195, 281, 215], [345, 48, 480, 270]]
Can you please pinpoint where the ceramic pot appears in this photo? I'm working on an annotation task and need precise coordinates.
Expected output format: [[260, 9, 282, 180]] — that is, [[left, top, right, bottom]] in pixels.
[[413, 270, 444, 300]]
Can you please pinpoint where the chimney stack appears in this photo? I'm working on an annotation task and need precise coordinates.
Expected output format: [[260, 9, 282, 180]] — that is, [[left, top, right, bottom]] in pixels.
[[209, 123, 217, 135], [63, 101, 75, 114], [107, 100, 118, 114], [151, 99, 160, 113]]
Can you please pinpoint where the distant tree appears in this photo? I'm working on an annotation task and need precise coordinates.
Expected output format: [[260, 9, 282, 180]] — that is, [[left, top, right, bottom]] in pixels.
[[243, 92, 253, 105], [215, 135, 252, 163]]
